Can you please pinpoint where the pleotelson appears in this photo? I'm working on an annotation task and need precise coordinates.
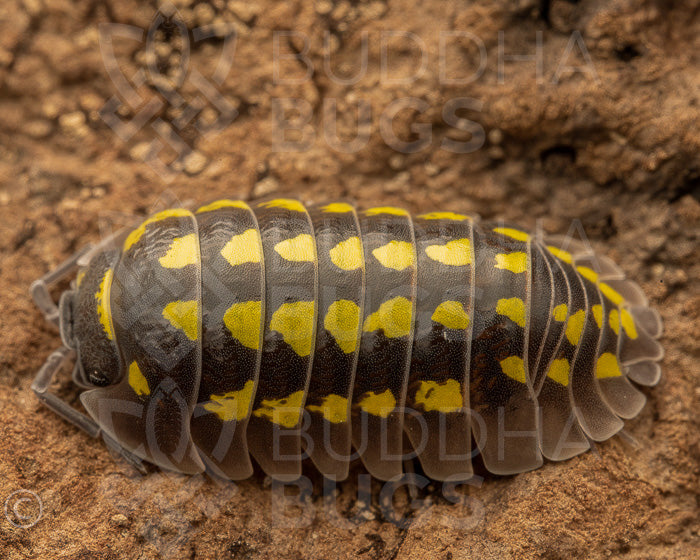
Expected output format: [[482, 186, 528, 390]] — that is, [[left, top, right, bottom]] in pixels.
[[78, 199, 664, 481]]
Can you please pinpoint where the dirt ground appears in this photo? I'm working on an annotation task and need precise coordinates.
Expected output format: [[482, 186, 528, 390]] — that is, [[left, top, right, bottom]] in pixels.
[[0, 0, 698, 559]]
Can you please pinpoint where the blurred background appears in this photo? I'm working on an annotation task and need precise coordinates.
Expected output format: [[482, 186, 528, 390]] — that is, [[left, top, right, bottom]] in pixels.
[[0, 1, 698, 559]]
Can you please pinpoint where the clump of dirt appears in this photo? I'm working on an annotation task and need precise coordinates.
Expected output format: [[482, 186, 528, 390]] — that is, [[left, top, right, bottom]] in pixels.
[[0, 1, 698, 559]]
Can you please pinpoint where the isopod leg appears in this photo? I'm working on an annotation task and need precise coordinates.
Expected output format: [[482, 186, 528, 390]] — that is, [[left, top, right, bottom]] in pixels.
[[101, 434, 148, 473], [31, 346, 100, 436], [31, 235, 148, 472], [30, 223, 133, 327], [32, 346, 147, 472], [30, 245, 93, 327]]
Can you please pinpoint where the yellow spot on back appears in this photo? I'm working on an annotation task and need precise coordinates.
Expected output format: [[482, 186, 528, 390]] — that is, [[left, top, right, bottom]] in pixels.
[[596, 352, 622, 379], [220, 228, 261, 266], [493, 227, 530, 242], [553, 303, 568, 322], [223, 301, 262, 350], [274, 233, 315, 262], [306, 394, 349, 423], [565, 309, 586, 346], [609, 308, 620, 335], [431, 301, 470, 330], [620, 308, 638, 339], [577, 266, 599, 283], [324, 300, 361, 354], [329, 236, 363, 270], [372, 240, 415, 270], [418, 211, 469, 221], [159, 233, 199, 269], [500, 356, 527, 384], [496, 297, 527, 327], [414, 379, 463, 413], [203, 380, 255, 422], [600, 282, 625, 306], [322, 202, 354, 213], [495, 251, 527, 274], [253, 391, 305, 428], [547, 358, 570, 386], [128, 361, 150, 396], [258, 198, 306, 212], [270, 301, 316, 356], [76, 270, 86, 288], [363, 296, 413, 338], [196, 199, 250, 213], [547, 246, 573, 264], [162, 300, 199, 341], [95, 268, 114, 341], [364, 206, 408, 216], [425, 238, 472, 266], [592, 304, 604, 328], [358, 389, 396, 418], [123, 209, 192, 251]]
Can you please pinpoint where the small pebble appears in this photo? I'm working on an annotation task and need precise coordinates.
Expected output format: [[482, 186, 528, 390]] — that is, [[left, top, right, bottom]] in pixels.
[[316, 1, 334, 15], [25, 119, 53, 138], [389, 154, 405, 170], [183, 151, 209, 175], [199, 107, 219, 127], [332, 2, 350, 20], [385, 171, 410, 193], [79, 93, 103, 112], [228, 1, 259, 23], [130, 142, 153, 162], [42, 101, 60, 119], [59, 111, 88, 137], [424, 163, 440, 176], [359, 508, 375, 521], [150, 74, 175, 93], [488, 128, 503, 145], [155, 42, 172, 59], [363, 2, 388, 19], [111, 513, 129, 527], [252, 176, 279, 198], [0, 48, 13, 66], [194, 2, 215, 25], [643, 233, 665, 252], [255, 161, 269, 176], [21, 0, 42, 16], [488, 146, 505, 160]]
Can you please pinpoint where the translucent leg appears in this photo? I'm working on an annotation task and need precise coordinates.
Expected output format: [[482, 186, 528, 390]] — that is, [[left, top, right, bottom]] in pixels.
[[30, 224, 133, 327], [31, 346, 146, 472], [402, 457, 420, 501], [30, 245, 93, 327], [31, 346, 100, 437], [31, 234, 145, 473]]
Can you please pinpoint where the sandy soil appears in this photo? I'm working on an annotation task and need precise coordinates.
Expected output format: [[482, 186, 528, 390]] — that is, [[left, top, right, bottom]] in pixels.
[[0, 1, 698, 559]]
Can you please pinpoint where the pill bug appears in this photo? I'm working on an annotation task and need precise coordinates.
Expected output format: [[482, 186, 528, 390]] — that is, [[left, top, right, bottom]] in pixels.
[[31, 198, 664, 482]]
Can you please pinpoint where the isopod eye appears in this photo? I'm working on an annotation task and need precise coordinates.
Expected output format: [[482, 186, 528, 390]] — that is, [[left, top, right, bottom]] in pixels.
[[87, 370, 111, 387]]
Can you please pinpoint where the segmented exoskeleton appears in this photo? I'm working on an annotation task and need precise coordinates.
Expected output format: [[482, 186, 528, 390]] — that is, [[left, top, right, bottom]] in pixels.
[[31, 198, 664, 482]]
